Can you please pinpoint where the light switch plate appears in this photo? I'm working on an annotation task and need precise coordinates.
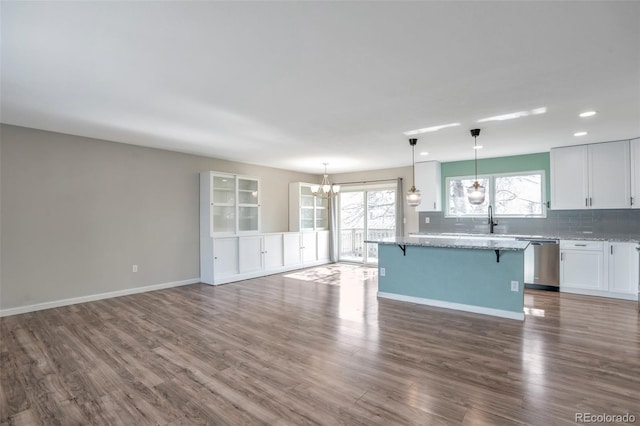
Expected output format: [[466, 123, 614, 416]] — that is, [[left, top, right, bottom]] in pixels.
[[510, 280, 519, 291], [380, 267, 386, 277]]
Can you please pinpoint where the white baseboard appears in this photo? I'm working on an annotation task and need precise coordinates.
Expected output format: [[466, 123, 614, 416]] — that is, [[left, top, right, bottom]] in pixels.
[[0, 278, 200, 317], [560, 287, 638, 301], [208, 260, 331, 286], [377, 291, 525, 321]]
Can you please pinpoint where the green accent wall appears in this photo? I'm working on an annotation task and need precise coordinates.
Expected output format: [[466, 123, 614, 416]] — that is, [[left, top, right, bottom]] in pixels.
[[440, 152, 551, 203]]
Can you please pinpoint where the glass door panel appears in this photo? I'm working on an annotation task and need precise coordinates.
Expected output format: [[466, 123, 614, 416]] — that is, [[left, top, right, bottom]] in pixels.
[[301, 208, 314, 230], [339, 187, 396, 264], [365, 190, 396, 264], [213, 206, 235, 233], [238, 206, 259, 232], [238, 178, 259, 205], [339, 191, 365, 262]]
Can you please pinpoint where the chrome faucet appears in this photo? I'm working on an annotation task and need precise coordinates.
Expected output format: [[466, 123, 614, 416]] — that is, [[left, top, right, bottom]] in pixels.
[[488, 205, 498, 234]]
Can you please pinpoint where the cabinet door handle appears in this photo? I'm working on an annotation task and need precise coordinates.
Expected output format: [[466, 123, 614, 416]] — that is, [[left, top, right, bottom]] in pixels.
[[610, 245, 613, 255], [433, 202, 436, 209], [585, 198, 588, 207], [631, 197, 634, 206], [589, 197, 593, 206], [560, 252, 564, 261], [574, 244, 587, 247]]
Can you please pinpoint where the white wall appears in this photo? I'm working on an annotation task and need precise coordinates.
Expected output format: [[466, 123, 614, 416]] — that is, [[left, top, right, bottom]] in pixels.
[[0, 124, 318, 311]]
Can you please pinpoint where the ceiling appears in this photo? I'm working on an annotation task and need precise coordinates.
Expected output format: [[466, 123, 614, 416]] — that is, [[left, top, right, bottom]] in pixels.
[[2, 1, 639, 174]]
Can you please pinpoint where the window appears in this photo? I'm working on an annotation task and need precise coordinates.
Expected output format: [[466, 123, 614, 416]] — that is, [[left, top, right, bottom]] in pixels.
[[446, 171, 546, 218]]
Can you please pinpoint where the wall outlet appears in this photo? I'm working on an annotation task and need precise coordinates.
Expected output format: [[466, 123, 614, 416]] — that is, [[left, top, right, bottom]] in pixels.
[[132, 264, 138, 273], [510, 280, 519, 292], [380, 267, 386, 277], [424, 217, 430, 224]]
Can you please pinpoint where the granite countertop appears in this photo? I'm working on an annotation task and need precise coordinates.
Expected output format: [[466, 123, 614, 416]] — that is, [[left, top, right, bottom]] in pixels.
[[365, 236, 530, 251], [409, 232, 640, 243]]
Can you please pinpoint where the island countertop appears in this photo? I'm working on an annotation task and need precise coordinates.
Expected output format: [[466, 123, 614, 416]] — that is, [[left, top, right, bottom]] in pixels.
[[365, 236, 530, 251]]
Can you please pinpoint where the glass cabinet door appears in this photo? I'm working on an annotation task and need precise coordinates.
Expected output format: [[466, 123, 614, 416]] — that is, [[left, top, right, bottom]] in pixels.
[[238, 177, 260, 232], [212, 175, 236, 234]]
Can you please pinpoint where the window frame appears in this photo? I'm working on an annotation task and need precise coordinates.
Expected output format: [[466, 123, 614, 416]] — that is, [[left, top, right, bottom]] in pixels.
[[444, 170, 547, 219]]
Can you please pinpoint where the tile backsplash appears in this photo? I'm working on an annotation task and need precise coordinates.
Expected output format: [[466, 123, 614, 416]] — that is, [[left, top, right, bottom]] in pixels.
[[418, 209, 640, 238]]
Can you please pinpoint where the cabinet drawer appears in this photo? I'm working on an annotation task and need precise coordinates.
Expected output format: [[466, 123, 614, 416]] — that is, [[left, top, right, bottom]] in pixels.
[[560, 240, 603, 251]]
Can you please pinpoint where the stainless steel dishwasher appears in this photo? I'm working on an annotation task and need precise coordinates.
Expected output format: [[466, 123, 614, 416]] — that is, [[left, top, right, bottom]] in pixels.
[[517, 238, 560, 291]]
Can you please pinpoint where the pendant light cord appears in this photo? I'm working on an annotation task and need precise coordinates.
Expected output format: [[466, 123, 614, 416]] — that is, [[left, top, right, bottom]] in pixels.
[[474, 135, 478, 180]]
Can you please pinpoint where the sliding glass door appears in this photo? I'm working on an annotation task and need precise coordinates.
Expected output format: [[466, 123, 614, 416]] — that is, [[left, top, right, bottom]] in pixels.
[[338, 186, 396, 265]]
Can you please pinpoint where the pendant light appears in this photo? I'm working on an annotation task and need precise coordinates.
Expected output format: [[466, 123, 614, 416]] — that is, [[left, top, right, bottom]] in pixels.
[[467, 128, 486, 205], [311, 163, 340, 198], [406, 138, 422, 207]]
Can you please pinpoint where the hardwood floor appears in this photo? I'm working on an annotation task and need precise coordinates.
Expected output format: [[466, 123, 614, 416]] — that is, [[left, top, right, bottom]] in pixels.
[[1, 263, 638, 425]]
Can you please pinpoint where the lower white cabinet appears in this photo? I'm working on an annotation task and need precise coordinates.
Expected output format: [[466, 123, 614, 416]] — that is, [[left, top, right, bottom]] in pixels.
[[301, 232, 317, 263], [317, 230, 330, 261], [263, 234, 284, 269], [560, 239, 639, 300], [213, 238, 239, 279], [607, 242, 639, 296], [202, 231, 331, 285], [238, 236, 263, 274], [283, 233, 302, 266], [560, 240, 605, 291]]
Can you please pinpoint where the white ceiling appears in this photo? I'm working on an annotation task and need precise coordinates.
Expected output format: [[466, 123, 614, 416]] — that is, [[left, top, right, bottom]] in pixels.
[[2, 1, 639, 174]]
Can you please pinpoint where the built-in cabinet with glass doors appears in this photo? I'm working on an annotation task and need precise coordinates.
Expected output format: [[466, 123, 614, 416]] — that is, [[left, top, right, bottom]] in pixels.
[[289, 182, 329, 231], [201, 173, 330, 285]]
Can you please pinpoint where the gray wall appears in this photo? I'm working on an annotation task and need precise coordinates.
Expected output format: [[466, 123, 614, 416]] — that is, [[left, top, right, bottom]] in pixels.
[[0, 124, 318, 310]]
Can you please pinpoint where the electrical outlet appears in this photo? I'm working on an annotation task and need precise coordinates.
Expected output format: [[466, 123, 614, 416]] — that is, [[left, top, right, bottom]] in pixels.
[[510, 280, 519, 292], [424, 217, 430, 224], [132, 264, 138, 273], [380, 267, 386, 277]]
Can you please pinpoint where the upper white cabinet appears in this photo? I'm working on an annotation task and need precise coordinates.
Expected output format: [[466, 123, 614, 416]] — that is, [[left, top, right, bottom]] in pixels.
[[414, 161, 442, 212], [289, 182, 329, 231], [631, 138, 640, 208], [551, 141, 631, 210], [201, 171, 261, 236]]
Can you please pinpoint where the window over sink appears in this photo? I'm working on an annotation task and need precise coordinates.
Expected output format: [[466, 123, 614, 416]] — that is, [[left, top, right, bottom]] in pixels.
[[445, 171, 546, 218]]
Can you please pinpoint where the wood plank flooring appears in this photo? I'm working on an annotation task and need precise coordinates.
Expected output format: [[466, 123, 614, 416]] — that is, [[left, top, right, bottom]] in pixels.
[[1, 263, 639, 425]]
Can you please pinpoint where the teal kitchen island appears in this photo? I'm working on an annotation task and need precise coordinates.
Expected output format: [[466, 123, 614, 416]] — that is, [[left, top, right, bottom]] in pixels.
[[365, 236, 530, 320]]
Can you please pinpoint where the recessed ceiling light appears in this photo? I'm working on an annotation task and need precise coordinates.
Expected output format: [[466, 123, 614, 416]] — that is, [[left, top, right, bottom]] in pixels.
[[403, 122, 460, 136], [574, 131, 588, 137], [477, 107, 547, 123], [579, 111, 597, 117], [473, 145, 483, 150], [420, 151, 429, 156]]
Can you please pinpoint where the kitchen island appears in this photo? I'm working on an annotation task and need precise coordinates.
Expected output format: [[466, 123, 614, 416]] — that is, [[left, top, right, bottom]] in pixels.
[[365, 236, 530, 320]]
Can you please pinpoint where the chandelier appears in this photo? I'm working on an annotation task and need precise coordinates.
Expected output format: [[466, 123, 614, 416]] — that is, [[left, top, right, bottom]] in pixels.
[[311, 163, 340, 197]]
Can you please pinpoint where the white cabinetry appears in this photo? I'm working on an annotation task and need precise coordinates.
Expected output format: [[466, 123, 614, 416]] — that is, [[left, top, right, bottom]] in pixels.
[[551, 141, 631, 210], [201, 171, 261, 236], [317, 230, 330, 261], [301, 232, 317, 263], [283, 233, 302, 266], [263, 234, 284, 269], [289, 183, 329, 231], [560, 240, 605, 291], [560, 239, 638, 300], [631, 138, 640, 208], [414, 161, 442, 212], [213, 238, 239, 280], [607, 242, 639, 296], [238, 235, 263, 274]]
